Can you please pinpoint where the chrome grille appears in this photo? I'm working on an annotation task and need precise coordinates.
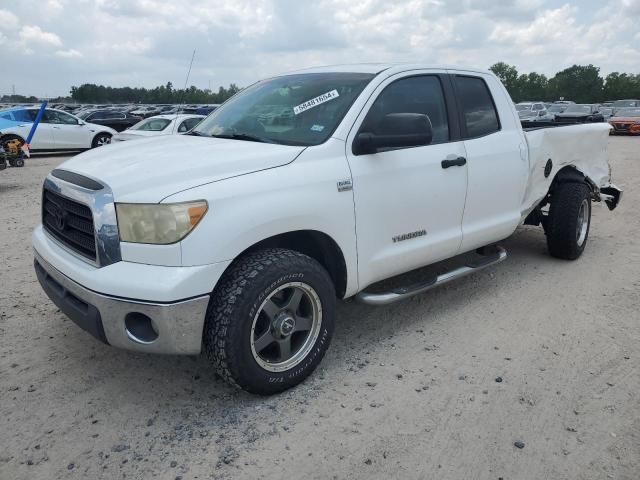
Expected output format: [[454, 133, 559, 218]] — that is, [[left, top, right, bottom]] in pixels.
[[42, 187, 97, 261]]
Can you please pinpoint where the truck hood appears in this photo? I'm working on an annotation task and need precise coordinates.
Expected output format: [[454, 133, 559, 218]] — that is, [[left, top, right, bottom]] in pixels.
[[58, 135, 305, 202]]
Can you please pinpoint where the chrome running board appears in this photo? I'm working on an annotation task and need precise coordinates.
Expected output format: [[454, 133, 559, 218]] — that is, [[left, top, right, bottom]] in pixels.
[[355, 246, 507, 306]]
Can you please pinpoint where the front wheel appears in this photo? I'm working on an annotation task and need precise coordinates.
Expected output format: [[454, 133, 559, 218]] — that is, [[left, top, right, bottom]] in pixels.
[[546, 182, 592, 260], [92, 133, 112, 148], [203, 249, 336, 395]]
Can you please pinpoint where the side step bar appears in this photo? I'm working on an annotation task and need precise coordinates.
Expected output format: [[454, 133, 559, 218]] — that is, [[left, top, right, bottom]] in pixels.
[[355, 246, 507, 306]]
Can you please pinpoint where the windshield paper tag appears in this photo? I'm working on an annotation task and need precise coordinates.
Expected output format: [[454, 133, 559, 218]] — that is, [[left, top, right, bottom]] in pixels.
[[293, 90, 339, 115]]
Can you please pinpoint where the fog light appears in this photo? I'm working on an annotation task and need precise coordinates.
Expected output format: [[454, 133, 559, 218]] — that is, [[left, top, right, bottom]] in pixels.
[[125, 312, 159, 344]]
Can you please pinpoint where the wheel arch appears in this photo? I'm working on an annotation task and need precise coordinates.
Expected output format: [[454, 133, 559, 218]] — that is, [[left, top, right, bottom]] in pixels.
[[0, 132, 26, 144], [550, 165, 597, 194], [525, 165, 597, 228], [92, 131, 113, 146], [228, 230, 348, 299]]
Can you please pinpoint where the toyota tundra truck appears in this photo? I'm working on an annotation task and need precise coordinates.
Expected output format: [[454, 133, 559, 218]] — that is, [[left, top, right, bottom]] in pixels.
[[33, 64, 622, 394]]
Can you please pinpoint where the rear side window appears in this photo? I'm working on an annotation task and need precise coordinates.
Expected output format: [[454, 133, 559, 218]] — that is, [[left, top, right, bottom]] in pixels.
[[454, 76, 500, 138], [361, 75, 450, 144], [178, 117, 201, 132]]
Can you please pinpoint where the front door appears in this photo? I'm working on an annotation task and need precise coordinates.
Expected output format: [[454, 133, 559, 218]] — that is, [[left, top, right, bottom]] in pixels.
[[22, 109, 55, 150], [346, 73, 468, 288]]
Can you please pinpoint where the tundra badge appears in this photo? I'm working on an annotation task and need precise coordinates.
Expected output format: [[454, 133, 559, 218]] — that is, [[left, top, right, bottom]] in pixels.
[[393, 230, 427, 243], [337, 179, 353, 192]]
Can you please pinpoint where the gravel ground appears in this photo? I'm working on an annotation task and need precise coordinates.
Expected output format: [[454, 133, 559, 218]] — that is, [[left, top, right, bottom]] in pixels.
[[1, 138, 639, 480]]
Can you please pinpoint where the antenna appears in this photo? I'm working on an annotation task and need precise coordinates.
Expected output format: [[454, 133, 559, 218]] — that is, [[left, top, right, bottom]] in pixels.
[[172, 49, 196, 134]]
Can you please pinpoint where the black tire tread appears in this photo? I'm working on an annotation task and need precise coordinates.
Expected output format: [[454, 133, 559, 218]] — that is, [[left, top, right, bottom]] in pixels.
[[203, 248, 334, 394], [546, 182, 591, 260], [92, 132, 111, 148]]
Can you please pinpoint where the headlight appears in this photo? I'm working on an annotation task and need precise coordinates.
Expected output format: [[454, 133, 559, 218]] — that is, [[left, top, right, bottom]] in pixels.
[[116, 201, 208, 244]]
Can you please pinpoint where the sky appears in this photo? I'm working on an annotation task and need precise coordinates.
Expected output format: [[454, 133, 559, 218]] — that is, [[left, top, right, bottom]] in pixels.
[[0, 0, 639, 98]]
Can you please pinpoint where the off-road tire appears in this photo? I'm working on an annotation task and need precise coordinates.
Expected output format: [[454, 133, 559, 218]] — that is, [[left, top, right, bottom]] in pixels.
[[91, 132, 111, 148], [546, 182, 591, 260], [203, 248, 336, 395]]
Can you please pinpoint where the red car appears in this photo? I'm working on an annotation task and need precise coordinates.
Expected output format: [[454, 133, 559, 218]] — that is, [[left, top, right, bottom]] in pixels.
[[609, 108, 640, 135]]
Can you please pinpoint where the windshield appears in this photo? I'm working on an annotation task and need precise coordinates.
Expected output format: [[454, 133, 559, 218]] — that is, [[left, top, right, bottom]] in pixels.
[[547, 105, 564, 113], [130, 118, 171, 131], [515, 104, 531, 111], [614, 108, 640, 117], [564, 105, 592, 113], [192, 72, 375, 146], [76, 111, 92, 119]]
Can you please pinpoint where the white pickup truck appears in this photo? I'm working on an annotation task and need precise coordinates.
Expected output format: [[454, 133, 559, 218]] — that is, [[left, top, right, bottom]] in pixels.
[[33, 64, 621, 394]]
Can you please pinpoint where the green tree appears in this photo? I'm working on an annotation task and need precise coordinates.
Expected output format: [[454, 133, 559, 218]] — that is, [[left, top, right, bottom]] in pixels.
[[69, 82, 240, 104], [603, 72, 640, 100], [548, 65, 603, 103], [490, 62, 519, 99], [517, 72, 549, 102]]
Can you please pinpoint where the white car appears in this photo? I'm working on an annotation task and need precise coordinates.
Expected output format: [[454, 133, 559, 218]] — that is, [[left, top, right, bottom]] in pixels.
[[0, 107, 116, 151], [33, 64, 621, 395], [112, 114, 205, 142]]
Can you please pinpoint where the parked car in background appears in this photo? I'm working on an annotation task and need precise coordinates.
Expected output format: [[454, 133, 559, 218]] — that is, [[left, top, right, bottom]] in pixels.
[[516, 102, 546, 114], [518, 108, 554, 124], [195, 105, 220, 115], [0, 107, 116, 151], [612, 99, 640, 114], [554, 104, 604, 124], [112, 114, 204, 142], [130, 106, 161, 118], [600, 107, 614, 119], [76, 110, 142, 132], [608, 108, 640, 135], [546, 104, 568, 116]]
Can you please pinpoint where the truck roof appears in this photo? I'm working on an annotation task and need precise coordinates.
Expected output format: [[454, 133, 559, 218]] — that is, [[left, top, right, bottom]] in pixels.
[[284, 63, 492, 77]]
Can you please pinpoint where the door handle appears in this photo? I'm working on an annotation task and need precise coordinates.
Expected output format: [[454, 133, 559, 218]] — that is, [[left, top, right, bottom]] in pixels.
[[441, 156, 466, 169]]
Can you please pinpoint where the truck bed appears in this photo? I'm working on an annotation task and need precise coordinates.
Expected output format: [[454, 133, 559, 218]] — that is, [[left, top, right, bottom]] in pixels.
[[520, 123, 612, 218]]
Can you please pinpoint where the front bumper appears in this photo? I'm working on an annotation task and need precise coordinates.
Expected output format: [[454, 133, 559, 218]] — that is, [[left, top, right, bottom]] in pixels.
[[34, 251, 210, 354], [33, 224, 232, 355]]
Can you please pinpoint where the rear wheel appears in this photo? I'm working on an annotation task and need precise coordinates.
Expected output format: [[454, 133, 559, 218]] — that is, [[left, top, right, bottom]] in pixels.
[[203, 248, 336, 395], [546, 182, 592, 260], [92, 133, 111, 148]]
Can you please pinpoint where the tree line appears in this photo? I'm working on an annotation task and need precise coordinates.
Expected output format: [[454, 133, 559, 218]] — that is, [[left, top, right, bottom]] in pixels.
[[490, 62, 640, 103], [68, 82, 240, 104], [3, 64, 639, 105]]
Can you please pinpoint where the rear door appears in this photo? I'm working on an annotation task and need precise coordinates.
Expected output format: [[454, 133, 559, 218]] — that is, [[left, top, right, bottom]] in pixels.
[[47, 110, 92, 149], [346, 72, 468, 287], [449, 72, 528, 251]]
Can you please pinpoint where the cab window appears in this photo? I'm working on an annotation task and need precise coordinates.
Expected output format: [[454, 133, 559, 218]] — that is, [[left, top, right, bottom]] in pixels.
[[360, 75, 450, 145], [43, 110, 79, 125], [454, 76, 500, 138]]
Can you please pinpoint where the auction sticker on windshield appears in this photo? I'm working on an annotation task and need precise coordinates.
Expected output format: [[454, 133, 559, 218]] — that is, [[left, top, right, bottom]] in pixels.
[[293, 90, 339, 115]]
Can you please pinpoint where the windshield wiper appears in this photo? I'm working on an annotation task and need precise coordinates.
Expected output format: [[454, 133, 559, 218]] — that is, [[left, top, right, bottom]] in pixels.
[[188, 130, 205, 136], [211, 133, 274, 144]]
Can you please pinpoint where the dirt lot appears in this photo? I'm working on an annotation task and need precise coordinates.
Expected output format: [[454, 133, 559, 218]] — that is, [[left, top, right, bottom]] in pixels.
[[1, 138, 639, 480]]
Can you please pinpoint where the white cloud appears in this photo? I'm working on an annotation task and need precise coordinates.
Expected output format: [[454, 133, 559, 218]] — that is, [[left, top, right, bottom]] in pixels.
[[55, 48, 82, 58], [19, 25, 62, 47], [0, 0, 639, 97], [0, 8, 19, 27]]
